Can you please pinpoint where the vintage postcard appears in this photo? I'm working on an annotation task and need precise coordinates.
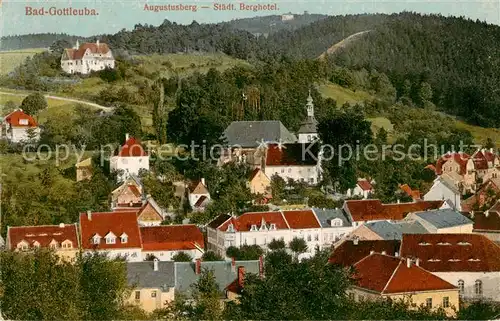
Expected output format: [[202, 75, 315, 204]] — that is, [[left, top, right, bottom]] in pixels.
[[1, 0, 500, 320]]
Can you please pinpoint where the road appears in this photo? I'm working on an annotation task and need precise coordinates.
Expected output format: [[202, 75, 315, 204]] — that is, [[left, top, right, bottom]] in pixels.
[[0, 90, 113, 111]]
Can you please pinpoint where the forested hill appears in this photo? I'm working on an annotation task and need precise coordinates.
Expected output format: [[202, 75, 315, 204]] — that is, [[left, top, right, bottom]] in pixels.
[[0, 33, 80, 50], [222, 13, 328, 35]]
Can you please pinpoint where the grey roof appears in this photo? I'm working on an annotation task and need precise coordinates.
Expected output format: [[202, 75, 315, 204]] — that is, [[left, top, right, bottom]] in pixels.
[[313, 208, 352, 227], [175, 260, 260, 296], [414, 209, 473, 229], [298, 116, 318, 134], [222, 121, 297, 147], [127, 261, 175, 292], [364, 220, 429, 240], [438, 176, 460, 194]]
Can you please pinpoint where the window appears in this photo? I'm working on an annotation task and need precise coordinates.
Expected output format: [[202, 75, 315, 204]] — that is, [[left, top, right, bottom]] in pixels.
[[106, 237, 116, 244], [18, 242, 28, 251], [50, 241, 58, 249], [426, 298, 432, 309], [92, 235, 101, 244], [250, 224, 258, 232], [281, 168, 285, 174], [121, 233, 128, 244], [458, 280, 464, 295], [475, 280, 483, 297], [227, 224, 235, 233], [314, 234, 319, 241], [62, 241, 72, 249], [309, 177, 314, 184], [307, 135, 312, 142], [19, 119, 29, 125], [442, 297, 450, 308], [135, 291, 141, 300], [151, 291, 157, 298], [307, 235, 312, 241], [269, 223, 276, 230]]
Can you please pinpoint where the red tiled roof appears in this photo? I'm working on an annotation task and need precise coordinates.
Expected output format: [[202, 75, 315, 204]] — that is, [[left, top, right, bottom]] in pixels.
[[4, 109, 37, 127], [63, 42, 111, 60], [471, 150, 497, 170], [329, 239, 401, 267], [344, 199, 443, 222], [140, 225, 204, 251], [353, 254, 456, 294], [465, 211, 500, 232], [491, 200, 500, 213], [282, 210, 320, 229], [7, 224, 78, 249], [265, 143, 318, 166], [357, 180, 373, 191], [225, 278, 243, 294], [461, 180, 500, 212], [249, 168, 261, 181], [400, 234, 500, 272], [435, 152, 470, 175], [117, 137, 147, 157], [400, 184, 421, 200], [79, 211, 142, 249], [218, 211, 289, 232]]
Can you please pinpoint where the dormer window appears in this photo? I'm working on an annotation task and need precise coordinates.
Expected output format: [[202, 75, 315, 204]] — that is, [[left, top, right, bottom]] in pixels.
[[32, 241, 40, 249], [250, 224, 258, 232], [61, 240, 73, 249], [19, 119, 29, 125], [269, 223, 276, 230], [437, 242, 451, 246], [428, 258, 441, 262], [17, 240, 29, 251], [49, 239, 59, 249], [330, 218, 343, 227], [418, 242, 432, 246], [105, 232, 117, 244], [120, 233, 128, 244], [92, 234, 102, 245], [227, 224, 235, 233], [457, 241, 471, 246]]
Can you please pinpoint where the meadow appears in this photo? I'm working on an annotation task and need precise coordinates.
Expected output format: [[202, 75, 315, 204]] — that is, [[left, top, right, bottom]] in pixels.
[[0, 48, 46, 75]]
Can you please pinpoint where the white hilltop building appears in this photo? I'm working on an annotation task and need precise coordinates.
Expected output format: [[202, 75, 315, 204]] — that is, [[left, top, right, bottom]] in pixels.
[[61, 40, 115, 75]]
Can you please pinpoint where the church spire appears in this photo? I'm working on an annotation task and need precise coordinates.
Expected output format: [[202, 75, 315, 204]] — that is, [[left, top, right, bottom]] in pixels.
[[306, 89, 314, 117]]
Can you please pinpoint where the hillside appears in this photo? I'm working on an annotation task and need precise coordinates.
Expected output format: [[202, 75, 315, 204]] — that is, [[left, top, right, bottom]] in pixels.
[[0, 48, 46, 75], [0, 33, 80, 50], [222, 13, 328, 36]]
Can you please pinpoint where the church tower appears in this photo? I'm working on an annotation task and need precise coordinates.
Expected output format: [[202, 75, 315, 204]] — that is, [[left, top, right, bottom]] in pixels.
[[297, 90, 318, 143]]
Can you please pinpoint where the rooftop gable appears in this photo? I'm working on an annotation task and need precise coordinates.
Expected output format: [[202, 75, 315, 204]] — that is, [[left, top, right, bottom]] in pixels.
[[265, 143, 319, 166], [4, 109, 38, 127], [7, 224, 78, 249], [218, 211, 289, 232], [116, 137, 147, 157]]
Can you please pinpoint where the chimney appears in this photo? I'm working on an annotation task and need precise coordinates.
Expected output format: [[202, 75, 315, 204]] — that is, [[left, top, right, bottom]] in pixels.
[[353, 238, 359, 245], [406, 258, 411, 268], [397, 199, 401, 204], [96, 39, 100, 46], [59, 223, 65, 228], [416, 258, 420, 267], [485, 210, 489, 218], [471, 211, 475, 218], [490, 148, 494, 153], [370, 250, 375, 255], [258, 255, 264, 278], [153, 258, 159, 271], [237, 266, 245, 287], [231, 257, 236, 272], [125, 133, 130, 141], [195, 258, 201, 275], [395, 252, 399, 257], [129, 201, 133, 207], [381, 251, 386, 255], [87, 210, 92, 221], [201, 177, 206, 186]]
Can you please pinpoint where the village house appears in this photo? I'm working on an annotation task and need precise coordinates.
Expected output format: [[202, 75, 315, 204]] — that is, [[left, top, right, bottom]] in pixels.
[[463, 201, 500, 243], [424, 176, 462, 211], [461, 178, 500, 212], [342, 199, 445, 228], [206, 208, 353, 257], [2, 109, 40, 143], [135, 197, 169, 226], [405, 209, 473, 234], [349, 253, 459, 316], [6, 223, 80, 261], [61, 40, 115, 74], [110, 134, 149, 183], [399, 184, 421, 201], [261, 143, 321, 186], [79, 210, 143, 262], [126, 259, 175, 313], [111, 176, 144, 210], [75, 157, 92, 182], [431, 150, 499, 195], [400, 233, 500, 302], [248, 168, 272, 200], [140, 225, 204, 261], [346, 178, 374, 199], [347, 220, 429, 241], [187, 178, 211, 211]]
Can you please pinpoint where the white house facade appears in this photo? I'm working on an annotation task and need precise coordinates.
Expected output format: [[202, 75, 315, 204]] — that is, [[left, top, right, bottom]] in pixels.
[[110, 134, 149, 182], [2, 109, 40, 143], [61, 40, 115, 74], [424, 177, 462, 211]]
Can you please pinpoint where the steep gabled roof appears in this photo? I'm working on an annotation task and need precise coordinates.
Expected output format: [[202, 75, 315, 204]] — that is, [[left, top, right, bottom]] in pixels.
[[399, 184, 421, 200], [127, 261, 175, 291], [7, 224, 79, 249], [265, 143, 319, 166], [218, 211, 289, 232], [207, 214, 232, 229], [413, 209, 473, 229], [400, 234, 500, 272], [357, 179, 373, 191], [353, 254, 457, 294], [116, 137, 147, 157], [4, 109, 37, 127], [62, 42, 112, 60], [222, 120, 297, 147], [79, 211, 142, 249], [435, 152, 470, 175], [188, 180, 209, 194], [467, 210, 500, 232], [329, 239, 401, 267], [140, 225, 204, 251], [194, 195, 210, 208]]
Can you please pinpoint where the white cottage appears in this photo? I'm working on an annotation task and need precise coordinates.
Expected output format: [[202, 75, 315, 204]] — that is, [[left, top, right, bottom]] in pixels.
[[110, 134, 149, 182], [61, 40, 115, 74], [2, 109, 40, 143]]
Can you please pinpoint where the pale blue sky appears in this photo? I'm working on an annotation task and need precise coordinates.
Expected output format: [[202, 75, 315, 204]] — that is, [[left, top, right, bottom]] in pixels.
[[1, 0, 499, 37]]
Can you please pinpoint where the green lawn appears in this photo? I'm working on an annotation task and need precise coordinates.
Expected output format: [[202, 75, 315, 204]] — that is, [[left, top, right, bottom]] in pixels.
[[455, 120, 500, 148], [0, 48, 47, 75], [316, 82, 373, 106]]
